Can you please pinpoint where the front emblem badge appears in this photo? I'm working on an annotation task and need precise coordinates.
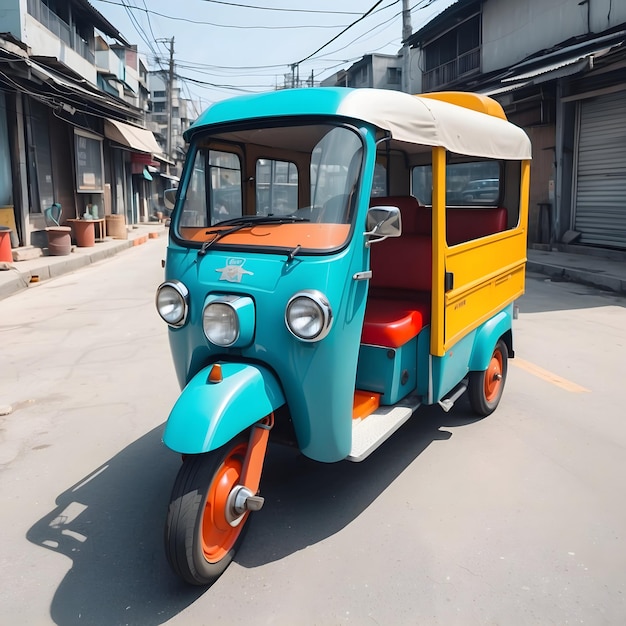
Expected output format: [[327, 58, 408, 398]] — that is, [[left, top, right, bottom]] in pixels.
[[216, 258, 254, 283]]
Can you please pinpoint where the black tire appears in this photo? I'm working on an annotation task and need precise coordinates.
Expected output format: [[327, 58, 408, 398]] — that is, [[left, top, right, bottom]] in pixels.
[[468, 339, 508, 417], [164, 435, 251, 586]]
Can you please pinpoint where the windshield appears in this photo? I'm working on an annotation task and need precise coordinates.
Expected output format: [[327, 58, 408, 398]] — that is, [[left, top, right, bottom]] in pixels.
[[174, 124, 363, 251]]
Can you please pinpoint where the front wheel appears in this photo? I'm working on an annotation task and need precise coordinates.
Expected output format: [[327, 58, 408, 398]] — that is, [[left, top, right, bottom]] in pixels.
[[165, 435, 251, 586], [468, 339, 508, 417]]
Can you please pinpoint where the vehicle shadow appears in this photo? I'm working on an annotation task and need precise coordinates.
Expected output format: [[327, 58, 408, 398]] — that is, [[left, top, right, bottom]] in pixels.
[[26, 401, 482, 625], [238, 399, 481, 568], [26, 425, 205, 626]]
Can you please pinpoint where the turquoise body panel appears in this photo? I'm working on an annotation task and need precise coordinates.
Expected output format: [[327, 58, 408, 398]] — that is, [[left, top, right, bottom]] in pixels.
[[165, 240, 371, 462], [356, 340, 418, 405], [468, 305, 513, 371], [163, 363, 285, 453], [428, 304, 513, 403]]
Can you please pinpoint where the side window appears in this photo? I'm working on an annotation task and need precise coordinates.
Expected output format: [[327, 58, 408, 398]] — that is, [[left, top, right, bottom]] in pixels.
[[412, 161, 501, 207], [371, 162, 388, 198], [256, 159, 298, 216], [180, 150, 207, 227], [209, 150, 243, 222], [412, 160, 507, 245]]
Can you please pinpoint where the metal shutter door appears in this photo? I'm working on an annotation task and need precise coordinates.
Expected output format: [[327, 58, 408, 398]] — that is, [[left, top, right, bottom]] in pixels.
[[573, 91, 626, 248]]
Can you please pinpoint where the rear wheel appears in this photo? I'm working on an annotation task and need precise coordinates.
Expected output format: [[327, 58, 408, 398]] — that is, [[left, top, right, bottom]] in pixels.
[[468, 339, 508, 416], [165, 436, 251, 586]]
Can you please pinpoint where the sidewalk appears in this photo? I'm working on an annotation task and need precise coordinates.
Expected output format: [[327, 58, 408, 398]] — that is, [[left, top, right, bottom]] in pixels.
[[1, 229, 625, 300], [527, 246, 626, 295], [0, 223, 167, 301]]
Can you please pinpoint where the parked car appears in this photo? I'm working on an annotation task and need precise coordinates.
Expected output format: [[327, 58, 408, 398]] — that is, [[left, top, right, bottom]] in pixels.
[[461, 178, 500, 203]]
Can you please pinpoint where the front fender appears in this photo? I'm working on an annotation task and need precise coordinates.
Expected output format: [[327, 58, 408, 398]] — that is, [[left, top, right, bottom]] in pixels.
[[163, 363, 285, 454]]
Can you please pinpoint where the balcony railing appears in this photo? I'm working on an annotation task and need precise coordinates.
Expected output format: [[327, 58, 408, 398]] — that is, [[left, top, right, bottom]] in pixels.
[[27, 0, 95, 64], [423, 47, 480, 91]]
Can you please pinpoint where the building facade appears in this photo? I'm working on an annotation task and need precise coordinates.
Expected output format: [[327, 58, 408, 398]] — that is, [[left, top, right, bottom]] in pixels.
[[321, 54, 404, 90], [406, 0, 626, 250], [146, 70, 196, 177], [0, 0, 166, 249]]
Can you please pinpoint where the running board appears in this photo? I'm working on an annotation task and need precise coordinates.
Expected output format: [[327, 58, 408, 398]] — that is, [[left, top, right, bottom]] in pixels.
[[347, 395, 421, 462]]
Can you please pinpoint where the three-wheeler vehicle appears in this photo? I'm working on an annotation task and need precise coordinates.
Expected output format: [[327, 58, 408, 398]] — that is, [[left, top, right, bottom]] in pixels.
[[156, 87, 531, 585]]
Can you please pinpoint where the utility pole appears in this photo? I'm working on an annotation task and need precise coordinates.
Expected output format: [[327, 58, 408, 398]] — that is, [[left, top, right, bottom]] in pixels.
[[401, 0, 412, 93], [166, 37, 175, 161]]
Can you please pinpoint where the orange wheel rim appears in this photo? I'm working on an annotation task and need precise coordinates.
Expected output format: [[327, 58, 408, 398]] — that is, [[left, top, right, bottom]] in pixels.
[[484, 349, 503, 402], [201, 443, 248, 563]]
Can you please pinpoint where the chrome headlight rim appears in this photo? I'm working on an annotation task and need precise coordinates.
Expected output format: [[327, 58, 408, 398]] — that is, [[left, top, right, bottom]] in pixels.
[[203, 299, 240, 347], [156, 280, 189, 328], [285, 289, 333, 342]]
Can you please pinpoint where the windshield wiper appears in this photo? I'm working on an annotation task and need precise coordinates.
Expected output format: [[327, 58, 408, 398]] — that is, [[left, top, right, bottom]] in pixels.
[[198, 215, 309, 256]]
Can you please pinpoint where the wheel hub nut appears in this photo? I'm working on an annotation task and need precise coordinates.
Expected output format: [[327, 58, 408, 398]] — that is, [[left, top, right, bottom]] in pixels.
[[226, 486, 265, 526]]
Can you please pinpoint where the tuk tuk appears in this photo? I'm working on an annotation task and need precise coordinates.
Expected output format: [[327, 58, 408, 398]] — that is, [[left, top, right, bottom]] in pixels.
[[155, 87, 531, 585]]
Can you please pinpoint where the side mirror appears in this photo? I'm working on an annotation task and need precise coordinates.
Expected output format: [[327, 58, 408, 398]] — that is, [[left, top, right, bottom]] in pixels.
[[365, 206, 402, 246], [164, 188, 177, 210]]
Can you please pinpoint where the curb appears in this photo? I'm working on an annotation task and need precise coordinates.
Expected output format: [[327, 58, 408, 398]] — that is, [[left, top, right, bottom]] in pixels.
[[527, 260, 626, 295], [0, 228, 165, 301]]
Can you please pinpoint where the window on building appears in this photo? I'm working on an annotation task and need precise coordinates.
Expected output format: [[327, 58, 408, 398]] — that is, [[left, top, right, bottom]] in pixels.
[[423, 13, 481, 90], [387, 67, 402, 85], [153, 102, 166, 113], [74, 130, 104, 193], [153, 90, 166, 98]]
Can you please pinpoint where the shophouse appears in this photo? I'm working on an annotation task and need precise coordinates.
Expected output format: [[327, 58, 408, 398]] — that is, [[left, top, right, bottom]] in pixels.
[[0, 0, 166, 250]]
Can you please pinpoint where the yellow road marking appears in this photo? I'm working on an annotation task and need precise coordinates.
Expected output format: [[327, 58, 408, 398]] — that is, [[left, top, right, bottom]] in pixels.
[[512, 358, 591, 393]]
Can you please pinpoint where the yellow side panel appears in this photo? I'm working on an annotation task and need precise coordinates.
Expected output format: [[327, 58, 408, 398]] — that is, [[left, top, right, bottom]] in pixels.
[[444, 229, 527, 350]]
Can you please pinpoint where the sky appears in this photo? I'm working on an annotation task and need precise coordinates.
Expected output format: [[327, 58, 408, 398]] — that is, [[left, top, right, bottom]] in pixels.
[[92, 0, 457, 113]]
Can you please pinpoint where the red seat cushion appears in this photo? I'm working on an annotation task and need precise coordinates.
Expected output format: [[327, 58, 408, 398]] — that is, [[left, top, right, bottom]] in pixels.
[[362, 296, 431, 348]]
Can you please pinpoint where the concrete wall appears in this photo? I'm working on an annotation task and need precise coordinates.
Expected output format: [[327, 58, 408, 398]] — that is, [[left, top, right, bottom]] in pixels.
[[372, 57, 402, 90], [407, 0, 626, 92], [23, 14, 97, 83], [482, 0, 626, 73]]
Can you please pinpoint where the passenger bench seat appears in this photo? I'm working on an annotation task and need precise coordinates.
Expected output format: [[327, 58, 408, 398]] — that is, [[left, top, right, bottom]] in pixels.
[[363, 196, 432, 347]]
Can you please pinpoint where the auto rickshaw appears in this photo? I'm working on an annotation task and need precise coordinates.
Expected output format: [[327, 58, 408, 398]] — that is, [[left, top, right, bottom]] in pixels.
[[155, 87, 531, 585]]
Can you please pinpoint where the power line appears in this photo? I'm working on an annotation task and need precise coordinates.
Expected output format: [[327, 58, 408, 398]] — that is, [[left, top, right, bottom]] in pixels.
[[196, 0, 362, 14], [294, 0, 391, 66], [94, 0, 355, 29]]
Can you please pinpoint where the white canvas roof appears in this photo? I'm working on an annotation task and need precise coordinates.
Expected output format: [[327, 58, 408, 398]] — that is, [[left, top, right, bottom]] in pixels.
[[337, 89, 532, 160]]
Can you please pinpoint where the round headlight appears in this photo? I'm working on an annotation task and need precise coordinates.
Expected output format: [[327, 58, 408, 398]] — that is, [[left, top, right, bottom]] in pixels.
[[285, 290, 332, 342], [156, 281, 188, 327], [203, 302, 239, 346]]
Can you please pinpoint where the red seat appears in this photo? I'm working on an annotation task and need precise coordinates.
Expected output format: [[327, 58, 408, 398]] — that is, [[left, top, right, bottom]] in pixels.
[[362, 297, 431, 348], [363, 197, 433, 348]]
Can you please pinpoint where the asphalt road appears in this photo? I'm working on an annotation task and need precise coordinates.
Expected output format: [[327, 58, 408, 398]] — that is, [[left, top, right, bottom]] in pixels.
[[1, 237, 625, 625]]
